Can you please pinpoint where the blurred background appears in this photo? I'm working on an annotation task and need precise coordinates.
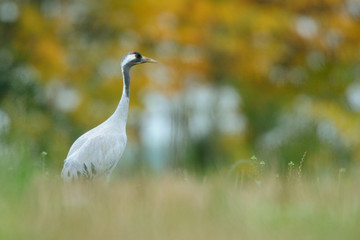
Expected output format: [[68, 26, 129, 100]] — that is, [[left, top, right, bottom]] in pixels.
[[0, 0, 360, 176]]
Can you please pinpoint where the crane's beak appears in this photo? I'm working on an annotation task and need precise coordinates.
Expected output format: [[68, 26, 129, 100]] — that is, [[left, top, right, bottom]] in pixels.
[[141, 56, 157, 64]]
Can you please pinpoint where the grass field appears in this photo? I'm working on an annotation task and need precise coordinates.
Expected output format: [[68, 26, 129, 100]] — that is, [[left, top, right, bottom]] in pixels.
[[1, 160, 360, 240]]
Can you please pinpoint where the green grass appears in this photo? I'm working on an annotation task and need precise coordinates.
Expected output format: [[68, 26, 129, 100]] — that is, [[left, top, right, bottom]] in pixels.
[[0, 147, 359, 239], [0, 166, 360, 240]]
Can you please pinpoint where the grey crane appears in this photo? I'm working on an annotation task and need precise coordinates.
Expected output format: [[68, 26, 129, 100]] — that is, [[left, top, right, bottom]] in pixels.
[[61, 52, 156, 181]]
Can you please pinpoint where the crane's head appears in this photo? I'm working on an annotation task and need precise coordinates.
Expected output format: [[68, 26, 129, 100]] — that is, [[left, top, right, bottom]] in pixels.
[[121, 51, 157, 68]]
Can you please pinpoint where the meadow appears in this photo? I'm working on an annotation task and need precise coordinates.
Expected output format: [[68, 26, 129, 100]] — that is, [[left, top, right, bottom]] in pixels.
[[1, 1, 360, 239], [1, 150, 359, 240]]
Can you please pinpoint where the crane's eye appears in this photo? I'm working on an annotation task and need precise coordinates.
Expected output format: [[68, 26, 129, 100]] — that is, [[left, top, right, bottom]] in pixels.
[[130, 52, 140, 58]]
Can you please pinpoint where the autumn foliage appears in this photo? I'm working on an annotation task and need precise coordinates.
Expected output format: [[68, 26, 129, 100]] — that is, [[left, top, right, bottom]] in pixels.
[[1, 0, 359, 172]]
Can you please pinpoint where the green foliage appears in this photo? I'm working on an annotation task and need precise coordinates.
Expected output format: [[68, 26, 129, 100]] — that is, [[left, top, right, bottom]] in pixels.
[[1, 0, 360, 171], [0, 142, 36, 194]]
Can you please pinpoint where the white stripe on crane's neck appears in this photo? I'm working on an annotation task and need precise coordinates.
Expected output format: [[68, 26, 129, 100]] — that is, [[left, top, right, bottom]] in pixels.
[[121, 54, 137, 68]]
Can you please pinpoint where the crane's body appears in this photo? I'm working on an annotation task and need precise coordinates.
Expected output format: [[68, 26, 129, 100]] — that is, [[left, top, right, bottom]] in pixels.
[[61, 52, 156, 181]]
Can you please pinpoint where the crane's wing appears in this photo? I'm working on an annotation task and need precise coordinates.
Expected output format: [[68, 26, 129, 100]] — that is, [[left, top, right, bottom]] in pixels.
[[61, 133, 127, 181], [66, 125, 103, 158]]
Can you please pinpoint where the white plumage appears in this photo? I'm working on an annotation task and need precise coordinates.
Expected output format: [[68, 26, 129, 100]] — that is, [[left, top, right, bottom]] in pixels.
[[61, 52, 156, 181]]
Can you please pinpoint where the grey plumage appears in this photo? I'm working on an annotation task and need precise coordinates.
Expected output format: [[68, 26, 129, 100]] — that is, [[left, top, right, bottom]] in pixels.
[[61, 52, 156, 182]]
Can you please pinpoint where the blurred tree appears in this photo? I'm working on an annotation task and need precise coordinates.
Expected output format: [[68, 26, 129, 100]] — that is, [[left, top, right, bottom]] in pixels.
[[1, 0, 359, 174]]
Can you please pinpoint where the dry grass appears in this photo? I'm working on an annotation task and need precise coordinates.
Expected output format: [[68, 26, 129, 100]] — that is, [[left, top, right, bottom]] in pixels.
[[1, 170, 360, 240]]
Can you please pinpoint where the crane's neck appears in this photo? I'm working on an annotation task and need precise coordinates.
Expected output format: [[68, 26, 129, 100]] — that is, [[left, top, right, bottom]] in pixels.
[[111, 65, 130, 128], [122, 65, 131, 98]]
